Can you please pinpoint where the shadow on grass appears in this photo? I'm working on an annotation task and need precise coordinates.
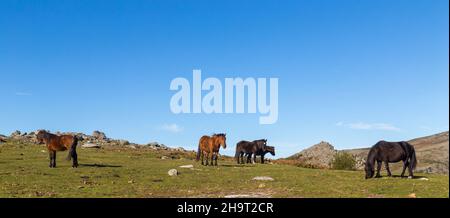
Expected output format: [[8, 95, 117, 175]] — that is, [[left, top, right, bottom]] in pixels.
[[79, 163, 122, 168], [220, 164, 256, 168], [378, 175, 429, 179]]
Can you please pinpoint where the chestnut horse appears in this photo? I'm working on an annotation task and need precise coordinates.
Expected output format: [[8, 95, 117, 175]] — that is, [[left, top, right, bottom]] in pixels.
[[196, 133, 227, 166], [36, 130, 79, 168]]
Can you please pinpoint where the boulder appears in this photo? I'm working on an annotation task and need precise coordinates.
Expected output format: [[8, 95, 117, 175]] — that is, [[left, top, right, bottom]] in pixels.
[[289, 141, 337, 169], [179, 165, 194, 169], [118, 140, 130, 146], [252, 176, 274, 181], [92, 131, 107, 140], [10, 130, 21, 138], [168, 169, 178, 176], [82, 143, 101, 148]]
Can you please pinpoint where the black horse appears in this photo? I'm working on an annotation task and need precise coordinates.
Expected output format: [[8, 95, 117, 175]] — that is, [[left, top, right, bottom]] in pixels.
[[235, 139, 274, 164], [246, 146, 275, 164], [365, 141, 417, 179]]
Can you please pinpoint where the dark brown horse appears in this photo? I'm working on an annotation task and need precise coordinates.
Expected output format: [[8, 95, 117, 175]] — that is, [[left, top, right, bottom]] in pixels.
[[36, 130, 79, 168], [196, 133, 227, 166], [246, 146, 275, 164], [235, 139, 271, 164], [365, 141, 417, 179]]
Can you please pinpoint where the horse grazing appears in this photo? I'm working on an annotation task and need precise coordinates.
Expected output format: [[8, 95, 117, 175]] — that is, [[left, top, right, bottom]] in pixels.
[[196, 133, 227, 166], [365, 141, 417, 179], [36, 130, 79, 168], [248, 146, 275, 164], [235, 139, 272, 164]]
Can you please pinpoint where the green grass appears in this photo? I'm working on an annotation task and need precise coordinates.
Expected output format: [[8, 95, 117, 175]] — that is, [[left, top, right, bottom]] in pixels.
[[0, 141, 448, 198]]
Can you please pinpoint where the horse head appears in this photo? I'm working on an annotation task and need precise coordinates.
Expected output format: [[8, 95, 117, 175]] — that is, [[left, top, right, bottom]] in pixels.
[[35, 130, 48, 144], [266, 146, 276, 156], [214, 133, 227, 149], [364, 148, 377, 179], [365, 164, 375, 179]]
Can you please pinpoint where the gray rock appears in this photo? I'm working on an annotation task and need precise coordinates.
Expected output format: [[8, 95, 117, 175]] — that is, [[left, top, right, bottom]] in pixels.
[[10, 130, 21, 137], [289, 141, 337, 169], [168, 169, 178, 176], [82, 143, 101, 148], [92, 131, 107, 140], [179, 164, 194, 169], [252, 176, 274, 181]]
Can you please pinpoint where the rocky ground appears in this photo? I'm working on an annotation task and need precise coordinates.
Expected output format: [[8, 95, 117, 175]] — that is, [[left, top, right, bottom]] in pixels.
[[0, 130, 190, 153]]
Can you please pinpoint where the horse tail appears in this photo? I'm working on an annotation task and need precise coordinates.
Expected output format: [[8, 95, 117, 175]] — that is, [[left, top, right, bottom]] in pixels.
[[66, 136, 78, 161], [235, 147, 240, 162], [410, 146, 417, 170], [196, 144, 201, 161]]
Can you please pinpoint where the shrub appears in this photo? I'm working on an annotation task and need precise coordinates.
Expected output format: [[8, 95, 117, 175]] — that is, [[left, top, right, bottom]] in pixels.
[[331, 152, 356, 171]]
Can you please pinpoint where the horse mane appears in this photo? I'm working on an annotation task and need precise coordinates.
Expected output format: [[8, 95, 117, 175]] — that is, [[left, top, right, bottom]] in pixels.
[[213, 133, 226, 137]]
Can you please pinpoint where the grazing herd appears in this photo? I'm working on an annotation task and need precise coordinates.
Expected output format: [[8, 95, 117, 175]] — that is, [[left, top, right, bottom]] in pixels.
[[31, 130, 418, 179]]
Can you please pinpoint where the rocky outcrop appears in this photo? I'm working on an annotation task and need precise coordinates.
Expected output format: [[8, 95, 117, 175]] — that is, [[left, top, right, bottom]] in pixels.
[[288, 141, 337, 169], [1, 129, 183, 152]]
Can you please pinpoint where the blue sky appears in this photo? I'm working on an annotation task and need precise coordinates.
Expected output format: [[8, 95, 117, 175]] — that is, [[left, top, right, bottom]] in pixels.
[[1, 0, 448, 158]]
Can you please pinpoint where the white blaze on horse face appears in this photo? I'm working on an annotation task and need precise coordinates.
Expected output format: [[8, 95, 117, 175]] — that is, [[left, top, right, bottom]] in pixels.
[[170, 78, 191, 113]]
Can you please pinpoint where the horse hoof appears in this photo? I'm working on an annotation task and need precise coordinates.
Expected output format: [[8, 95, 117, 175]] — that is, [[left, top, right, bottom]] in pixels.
[[408, 176, 413, 179]]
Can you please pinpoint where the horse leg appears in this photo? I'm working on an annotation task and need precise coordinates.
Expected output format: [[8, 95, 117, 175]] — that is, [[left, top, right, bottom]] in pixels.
[[214, 152, 218, 166], [52, 151, 57, 168], [261, 154, 265, 164], [252, 154, 256, 164], [71, 147, 78, 168], [48, 151, 54, 168], [401, 161, 408, 178], [375, 161, 382, 178], [408, 161, 414, 179], [385, 162, 392, 177], [208, 153, 214, 166]]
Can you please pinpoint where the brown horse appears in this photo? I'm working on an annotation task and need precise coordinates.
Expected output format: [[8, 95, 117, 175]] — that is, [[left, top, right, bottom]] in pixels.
[[196, 133, 227, 166], [36, 130, 79, 168]]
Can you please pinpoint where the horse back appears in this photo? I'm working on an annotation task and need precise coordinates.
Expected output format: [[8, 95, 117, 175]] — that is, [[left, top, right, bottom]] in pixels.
[[47, 134, 76, 151], [372, 141, 409, 162], [199, 135, 211, 151]]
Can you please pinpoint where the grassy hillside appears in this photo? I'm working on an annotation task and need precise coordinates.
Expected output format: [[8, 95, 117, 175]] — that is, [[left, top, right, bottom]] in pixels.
[[0, 140, 448, 198], [346, 131, 449, 174]]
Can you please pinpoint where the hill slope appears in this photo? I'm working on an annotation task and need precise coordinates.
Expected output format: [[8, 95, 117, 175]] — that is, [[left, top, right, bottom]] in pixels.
[[285, 132, 449, 174], [0, 140, 448, 198], [346, 132, 449, 174]]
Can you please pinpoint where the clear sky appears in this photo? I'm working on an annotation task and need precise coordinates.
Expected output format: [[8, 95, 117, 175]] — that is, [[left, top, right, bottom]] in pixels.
[[1, 0, 448, 158]]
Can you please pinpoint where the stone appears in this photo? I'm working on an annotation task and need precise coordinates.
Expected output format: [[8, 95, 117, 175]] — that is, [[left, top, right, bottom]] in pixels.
[[252, 176, 274, 181], [81, 143, 101, 148], [92, 131, 107, 140], [179, 165, 194, 169], [10, 130, 21, 137], [168, 169, 178, 176]]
